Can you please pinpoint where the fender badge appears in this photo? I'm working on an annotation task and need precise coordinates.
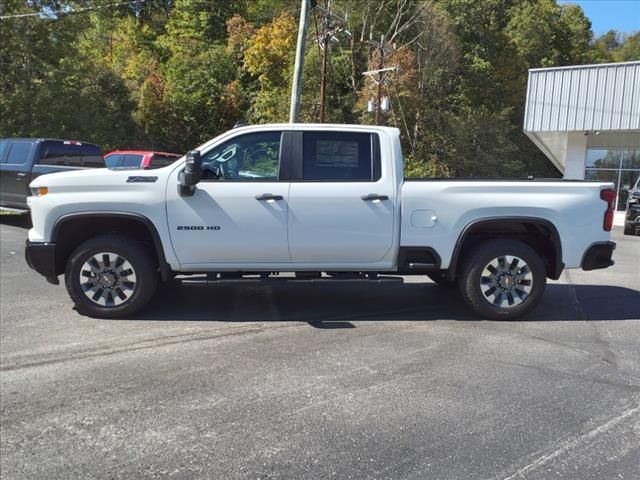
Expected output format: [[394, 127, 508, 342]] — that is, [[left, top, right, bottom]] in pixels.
[[127, 176, 158, 183]]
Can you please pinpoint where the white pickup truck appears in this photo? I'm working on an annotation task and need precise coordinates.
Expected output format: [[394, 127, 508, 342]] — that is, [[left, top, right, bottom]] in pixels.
[[25, 124, 616, 320]]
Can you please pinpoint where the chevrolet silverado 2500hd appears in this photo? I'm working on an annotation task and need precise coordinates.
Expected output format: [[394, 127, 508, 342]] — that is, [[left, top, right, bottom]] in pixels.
[[25, 124, 616, 320]]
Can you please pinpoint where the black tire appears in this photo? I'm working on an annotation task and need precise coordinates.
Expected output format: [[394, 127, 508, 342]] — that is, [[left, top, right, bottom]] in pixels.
[[65, 234, 158, 318], [458, 239, 546, 320], [427, 272, 457, 288], [624, 224, 634, 235]]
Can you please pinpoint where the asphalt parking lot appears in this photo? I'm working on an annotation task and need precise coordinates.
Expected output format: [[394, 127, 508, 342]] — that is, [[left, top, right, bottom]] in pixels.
[[1, 216, 639, 480]]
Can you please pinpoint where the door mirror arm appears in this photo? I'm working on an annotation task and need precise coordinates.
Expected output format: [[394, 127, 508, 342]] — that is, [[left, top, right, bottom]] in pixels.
[[178, 150, 202, 197]]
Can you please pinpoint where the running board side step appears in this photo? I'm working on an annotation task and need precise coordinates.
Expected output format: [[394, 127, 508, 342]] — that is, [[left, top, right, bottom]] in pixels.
[[181, 275, 404, 286]]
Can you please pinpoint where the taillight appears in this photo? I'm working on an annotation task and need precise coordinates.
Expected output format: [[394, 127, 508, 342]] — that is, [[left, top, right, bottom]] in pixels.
[[600, 188, 616, 231]]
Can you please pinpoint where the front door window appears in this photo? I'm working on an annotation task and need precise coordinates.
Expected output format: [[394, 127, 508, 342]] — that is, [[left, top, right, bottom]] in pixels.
[[200, 132, 281, 182]]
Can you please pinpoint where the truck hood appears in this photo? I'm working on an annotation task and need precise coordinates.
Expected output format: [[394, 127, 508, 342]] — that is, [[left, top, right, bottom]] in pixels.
[[29, 166, 174, 190]]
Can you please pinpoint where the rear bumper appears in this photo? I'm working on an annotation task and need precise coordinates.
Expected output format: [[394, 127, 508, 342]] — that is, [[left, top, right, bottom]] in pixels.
[[25, 241, 59, 284], [581, 241, 616, 271]]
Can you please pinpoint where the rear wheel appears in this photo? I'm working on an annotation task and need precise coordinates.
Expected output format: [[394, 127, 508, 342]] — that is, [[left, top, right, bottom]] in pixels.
[[65, 235, 158, 318], [458, 239, 546, 320]]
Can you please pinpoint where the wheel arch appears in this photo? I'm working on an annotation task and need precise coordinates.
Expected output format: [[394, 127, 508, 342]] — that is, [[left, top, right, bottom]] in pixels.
[[51, 211, 171, 281], [447, 216, 563, 281]]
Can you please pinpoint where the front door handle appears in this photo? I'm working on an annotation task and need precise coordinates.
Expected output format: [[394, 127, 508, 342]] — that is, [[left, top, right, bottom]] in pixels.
[[255, 193, 283, 201], [361, 193, 389, 201], [16, 172, 28, 180]]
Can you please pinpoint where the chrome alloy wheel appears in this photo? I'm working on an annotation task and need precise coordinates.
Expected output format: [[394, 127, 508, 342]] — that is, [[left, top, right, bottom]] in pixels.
[[479, 255, 533, 308], [79, 252, 137, 307]]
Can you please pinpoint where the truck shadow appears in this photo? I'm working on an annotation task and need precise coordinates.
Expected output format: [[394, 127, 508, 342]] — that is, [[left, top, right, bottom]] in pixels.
[[132, 281, 640, 324]]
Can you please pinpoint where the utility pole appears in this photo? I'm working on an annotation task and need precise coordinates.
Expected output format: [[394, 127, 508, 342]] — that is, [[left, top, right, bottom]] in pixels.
[[289, 0, 310, 123], [318, 1, 330, 123], [363, 35, 396, 126], [315, 0, 346, 123], [375, 35, 384, 126]]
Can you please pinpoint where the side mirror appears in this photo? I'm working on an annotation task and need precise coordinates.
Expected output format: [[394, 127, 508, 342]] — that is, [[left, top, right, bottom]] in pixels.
[[178, 150, 202, 197]]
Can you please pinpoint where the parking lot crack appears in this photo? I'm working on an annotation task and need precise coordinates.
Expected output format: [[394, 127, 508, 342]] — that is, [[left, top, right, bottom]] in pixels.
[[498, 403, 640, 480]]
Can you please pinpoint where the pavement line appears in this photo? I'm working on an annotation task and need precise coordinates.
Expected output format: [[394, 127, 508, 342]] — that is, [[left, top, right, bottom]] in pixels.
[[501, 403, 640, 480]]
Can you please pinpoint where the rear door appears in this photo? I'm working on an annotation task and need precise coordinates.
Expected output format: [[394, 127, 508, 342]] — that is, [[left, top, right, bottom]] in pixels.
[[0, 140, 35, 208], [287, 131, 396, 266]]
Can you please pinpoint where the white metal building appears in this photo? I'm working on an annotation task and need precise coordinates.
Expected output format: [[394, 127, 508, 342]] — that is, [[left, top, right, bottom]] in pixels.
[[524, 61, 640, 211]]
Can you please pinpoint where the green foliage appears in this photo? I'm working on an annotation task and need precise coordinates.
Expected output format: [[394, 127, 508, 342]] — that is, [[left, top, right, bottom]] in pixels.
[[0, 0, 637, 174]]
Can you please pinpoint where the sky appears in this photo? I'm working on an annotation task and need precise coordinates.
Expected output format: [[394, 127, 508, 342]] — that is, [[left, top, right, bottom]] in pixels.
[[559, 0, 640, 36]]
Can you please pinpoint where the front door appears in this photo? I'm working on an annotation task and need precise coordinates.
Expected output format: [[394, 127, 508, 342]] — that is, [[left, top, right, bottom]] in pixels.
[[166, 130, 290, 267]]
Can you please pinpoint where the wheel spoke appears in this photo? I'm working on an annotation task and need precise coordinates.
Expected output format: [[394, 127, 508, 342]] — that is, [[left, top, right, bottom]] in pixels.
[[105, 291, 115, 307], [508, 257, 519, 271], [484, 286, 497, 297]]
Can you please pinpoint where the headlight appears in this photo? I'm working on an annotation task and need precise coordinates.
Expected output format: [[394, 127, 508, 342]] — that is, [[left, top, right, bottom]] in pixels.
[[30, 187, 48, 197]]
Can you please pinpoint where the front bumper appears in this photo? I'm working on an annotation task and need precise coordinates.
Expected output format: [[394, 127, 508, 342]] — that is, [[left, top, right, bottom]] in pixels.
[[626, 204, 640, 226], [25, 241, 59, 285], [581, 241, 616, 271]]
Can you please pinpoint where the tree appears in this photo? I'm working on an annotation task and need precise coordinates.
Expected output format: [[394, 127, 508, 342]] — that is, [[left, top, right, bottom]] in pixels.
[[244, 12, 297, 122]]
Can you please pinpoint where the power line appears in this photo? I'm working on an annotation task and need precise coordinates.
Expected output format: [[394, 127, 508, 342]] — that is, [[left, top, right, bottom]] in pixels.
[[0, 1, 145, 20]]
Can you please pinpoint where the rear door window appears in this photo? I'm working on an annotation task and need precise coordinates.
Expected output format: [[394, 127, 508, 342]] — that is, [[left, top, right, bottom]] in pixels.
[[301, 132, 378, 181], [38, 141, 83, 167], [5, 141, 32, 165]]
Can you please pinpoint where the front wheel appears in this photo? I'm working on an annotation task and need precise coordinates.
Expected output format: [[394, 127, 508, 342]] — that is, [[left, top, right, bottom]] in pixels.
[[458, 239, 546, 320], [65, 235, 158, 318]]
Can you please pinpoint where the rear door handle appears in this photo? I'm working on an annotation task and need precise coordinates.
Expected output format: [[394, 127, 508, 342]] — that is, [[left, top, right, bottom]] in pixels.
[[16, 172, 28, 179], [361, 193, 389, 201], [255, 193, 283, 201]]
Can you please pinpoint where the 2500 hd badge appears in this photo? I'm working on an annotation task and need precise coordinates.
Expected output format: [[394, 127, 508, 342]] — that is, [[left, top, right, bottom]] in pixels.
[[176, 225, 221, 231]]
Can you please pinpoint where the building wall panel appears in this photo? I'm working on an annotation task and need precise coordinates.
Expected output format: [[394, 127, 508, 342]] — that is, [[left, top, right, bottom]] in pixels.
[[525, 62, 640, 133]]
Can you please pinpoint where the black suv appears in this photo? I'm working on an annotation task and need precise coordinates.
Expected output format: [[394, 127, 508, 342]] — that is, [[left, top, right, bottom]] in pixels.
[[624, 177, 640, 236], [0, 138, 103, 210]]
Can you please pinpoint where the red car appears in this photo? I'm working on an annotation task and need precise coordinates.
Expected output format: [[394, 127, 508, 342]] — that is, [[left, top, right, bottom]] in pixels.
[[104, 150, 182, 170]]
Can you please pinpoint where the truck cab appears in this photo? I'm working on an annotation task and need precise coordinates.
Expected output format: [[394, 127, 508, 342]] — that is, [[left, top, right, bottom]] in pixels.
[[0, 138, 103, 211]]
